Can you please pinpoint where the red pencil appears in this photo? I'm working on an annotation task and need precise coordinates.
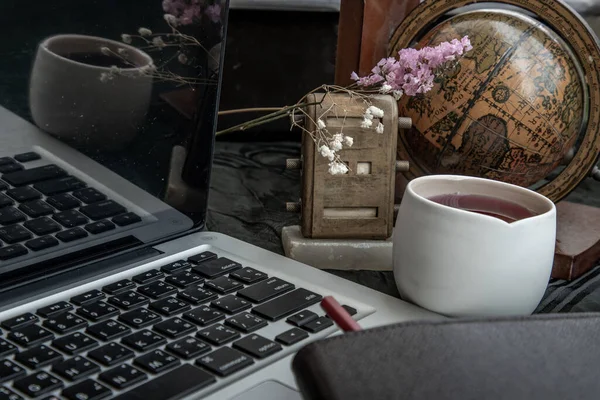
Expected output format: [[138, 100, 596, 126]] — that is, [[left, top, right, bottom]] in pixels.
[[321, 296, 362, 332]]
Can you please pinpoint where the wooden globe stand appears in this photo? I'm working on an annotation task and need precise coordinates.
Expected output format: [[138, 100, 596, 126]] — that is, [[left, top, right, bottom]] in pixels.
[[330, 0, 600, 280]]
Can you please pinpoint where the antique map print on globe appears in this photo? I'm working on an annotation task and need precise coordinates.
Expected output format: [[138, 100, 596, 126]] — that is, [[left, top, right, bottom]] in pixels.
[[398, 9, 584, 188], [390, 0, 600, 202]]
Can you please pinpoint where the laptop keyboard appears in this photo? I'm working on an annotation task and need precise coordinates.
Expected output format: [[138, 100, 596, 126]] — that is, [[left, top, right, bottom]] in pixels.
[[0, 251, 356, 399], [0, 153, 142, 262]]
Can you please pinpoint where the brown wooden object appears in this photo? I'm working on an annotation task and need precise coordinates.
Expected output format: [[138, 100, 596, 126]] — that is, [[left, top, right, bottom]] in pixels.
[[300, 93, 398, 239]]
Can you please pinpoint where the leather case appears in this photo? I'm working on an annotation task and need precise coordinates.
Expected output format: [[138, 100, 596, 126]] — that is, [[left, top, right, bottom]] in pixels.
[[291, 313, 600, 400]]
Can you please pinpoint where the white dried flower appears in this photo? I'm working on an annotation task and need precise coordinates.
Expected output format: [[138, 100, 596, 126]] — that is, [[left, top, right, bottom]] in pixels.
[[109, 65, 119, 74], [360, 118, 373, 129], [164, 14, 179, 26], [316, 118, 327, 130], [99, 72, 112, 83], [117, 48, 128, 56], [376, 122, 385, 134], [344, 136, 354, 147], [328, 161, 349, 175], [152, 36, 166, 48], [138, 27, 153, 37], [177, 53, 189, 65], [380, 83, 392, 93], [367, 106, 384, 118], [319, 145, 335, 161], [363, 111, 374, 120], [392, 90, 403, 101], [329, 133, 343, 152], [100, 47, 111, 56], [121, 34, 132, 44]]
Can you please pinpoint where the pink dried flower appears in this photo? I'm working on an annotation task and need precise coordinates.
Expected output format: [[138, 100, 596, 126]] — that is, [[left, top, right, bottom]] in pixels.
[[352, 36, 472, 97], [205, 4, 221, 23]]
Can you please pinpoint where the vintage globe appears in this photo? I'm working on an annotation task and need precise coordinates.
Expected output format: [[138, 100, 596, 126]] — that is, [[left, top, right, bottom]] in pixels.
[[394, 9, 586, 189]]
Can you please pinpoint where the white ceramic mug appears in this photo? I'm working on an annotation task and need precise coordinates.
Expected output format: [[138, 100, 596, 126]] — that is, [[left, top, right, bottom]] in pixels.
[[393, 175, 556, 317], [29, 34, 154, 150]]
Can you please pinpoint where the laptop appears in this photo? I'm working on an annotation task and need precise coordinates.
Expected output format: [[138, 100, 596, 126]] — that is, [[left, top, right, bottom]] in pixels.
[[0, 1, 440, 399]]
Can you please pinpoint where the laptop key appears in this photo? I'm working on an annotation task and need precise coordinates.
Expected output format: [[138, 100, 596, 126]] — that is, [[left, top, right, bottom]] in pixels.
[[2, 164, 66, 187], [0, 207, 26, 225], [76, 301, 119, 322], [2, 313, 38, 330], [53, 356, 100, 382], [14, 152, 41, 163], [72, 188, 107, 204], [33, 176, 86, 196], [302, 316, 334, 333], [196, 347, 253, 377], [233, 334, 282, 359], [211, 295, 251, 314], [0, 157, 13, 166], [177, 286, 218, 305], [56, 227, 88, 243], [112, 364, 215, 400], [0, 193, 12, 208], [119, 308, 161, 329], [0, 163, 23, 174], [0, 338, 18, 357], [108, 291, 149, 310], [252, 288, 323, 321], [275, 327, 309, 346], [24, 217, 61, 236], [99, 364, 147, 390], [137, 281, 177, 299], [187, 251, 217, 264], [54, 210, 88, 228], [160, 260, 191, 274], [286, 310, 318, 327], [8, 325, 53, 347], [153, 318, 196, 339], [19, 200, 55, 218], [15, 345, 63, 369], [112, 212, 141, 227], [0, 244, 28, 260], [43, 313, 88, 335], [166, 336, 211, 359], [13, 371, 64, 397], [87, 320, 131, 341], [196, 324, 240, 346], [37, 301, 73, 319], [71, 289, 105, 306], [121, 330, 167, 352], [229, 267, 268, 284], [25, 236, 60, 252], [191, 257, 241, 278], [225, 312, 268, 333], [149, 297, 191, 316], [80, 200, 126, 221], [6, 187, 41, 202], [182, 306, 224, 327], [85, 220, 116, 234], [0, 225, 32, 244], [46, 194, 80, 211], [52, 332, 98, 355], [238, 277, 295, 303], [88, 343, 134, 366], [134, 349, 180, 374], [102, 279, 136, 295], [0, 359, 26, 383], [0, 387, 22, 400], [164, 271, 204, 288], [131, 269, 164, 284], [62, 379, 112, 400], [204, 276, 244, 294]]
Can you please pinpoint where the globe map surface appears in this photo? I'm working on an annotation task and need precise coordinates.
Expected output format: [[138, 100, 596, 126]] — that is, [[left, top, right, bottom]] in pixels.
[[396, 9, 586, 189]]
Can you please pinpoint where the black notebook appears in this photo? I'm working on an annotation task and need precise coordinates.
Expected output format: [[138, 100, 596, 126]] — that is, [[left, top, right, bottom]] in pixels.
[[291, 313, 600, 400]]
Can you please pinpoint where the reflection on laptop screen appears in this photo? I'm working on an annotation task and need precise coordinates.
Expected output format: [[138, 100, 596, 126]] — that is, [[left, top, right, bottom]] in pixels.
[[0, 0, 229, 280]]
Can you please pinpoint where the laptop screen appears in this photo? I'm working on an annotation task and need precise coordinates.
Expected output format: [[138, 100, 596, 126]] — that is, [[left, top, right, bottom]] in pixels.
[[0, 0, 229, 277]]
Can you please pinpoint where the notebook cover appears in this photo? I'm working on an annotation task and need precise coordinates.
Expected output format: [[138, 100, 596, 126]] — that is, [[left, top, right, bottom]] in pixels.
[[291, 313, 600, 400]]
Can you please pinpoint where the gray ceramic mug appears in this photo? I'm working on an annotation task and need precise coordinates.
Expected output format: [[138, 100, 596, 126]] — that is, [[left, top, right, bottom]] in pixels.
[[29, 34, 154, 150]]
